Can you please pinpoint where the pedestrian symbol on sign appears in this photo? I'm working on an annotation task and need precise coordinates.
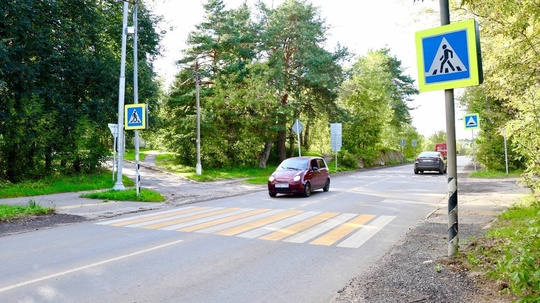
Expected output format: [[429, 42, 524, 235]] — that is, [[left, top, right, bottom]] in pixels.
[[128, 109, 141, 124], [427, 38, 466, 76]]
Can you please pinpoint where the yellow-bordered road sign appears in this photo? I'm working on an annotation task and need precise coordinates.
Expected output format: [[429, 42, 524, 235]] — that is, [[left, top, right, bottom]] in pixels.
[[125, 104, 148, 130], [415, 19, 483, 92], [464, 113, 480, 129]]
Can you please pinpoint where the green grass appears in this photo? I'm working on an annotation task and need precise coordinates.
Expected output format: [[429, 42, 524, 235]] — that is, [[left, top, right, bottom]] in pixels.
[[123, 148, 155, 162], [0, 199, 53, 221], [0, 172, 135, 199], [81, 188, 166, 202], [469, 169, 522, 178], [464, 196, 540, 301]]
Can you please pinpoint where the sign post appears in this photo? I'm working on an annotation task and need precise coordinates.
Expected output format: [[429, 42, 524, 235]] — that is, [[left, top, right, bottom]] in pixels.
[[125, 103, 148, 196], [330, 123, 342, 171], [415, 2, 483, 256], [108, 123, 118, 182], [464, 113, 480, 171], [291, 119, 303, 157]]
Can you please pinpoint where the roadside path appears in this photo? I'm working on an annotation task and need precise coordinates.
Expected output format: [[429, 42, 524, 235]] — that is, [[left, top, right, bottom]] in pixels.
[[0, 155, 264, 220]]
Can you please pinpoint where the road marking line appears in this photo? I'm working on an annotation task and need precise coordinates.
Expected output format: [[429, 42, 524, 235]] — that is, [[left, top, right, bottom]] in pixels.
[[310, 214, 376, 246], [284, 213, 357, 243], [0, 240, 184, 293], [179, 209, 270, 232], [337, 216, 396, 248], [108, 207, 209, 227], [238, 211, 321, 239], [96, 206, 198, 225], [260, 212, 338, 241], [195, 209, 288, 234], [216, 210, 304, 236], [142, 208, 240, 229]]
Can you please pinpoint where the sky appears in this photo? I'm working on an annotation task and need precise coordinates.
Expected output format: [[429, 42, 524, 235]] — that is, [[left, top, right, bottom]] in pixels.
[[145, 0, 470, 139]]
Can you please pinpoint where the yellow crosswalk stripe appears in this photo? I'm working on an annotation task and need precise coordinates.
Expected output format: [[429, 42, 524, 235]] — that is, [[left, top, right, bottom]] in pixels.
[[216, 209, 304, 236], [178, 209, 272, 232], [260, 212, 339, 241], [142, 208, 240, 229], [111, 207, 210, 227], [310, 214, 375, 246]]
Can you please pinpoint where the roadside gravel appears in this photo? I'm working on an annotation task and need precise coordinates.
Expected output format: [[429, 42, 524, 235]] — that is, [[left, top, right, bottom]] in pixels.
[[330, 169, 527, 303]]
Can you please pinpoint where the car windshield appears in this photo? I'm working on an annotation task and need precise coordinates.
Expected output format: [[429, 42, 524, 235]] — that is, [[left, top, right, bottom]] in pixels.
[[276, 158, 308, 171], [419, 152, 440, 158]]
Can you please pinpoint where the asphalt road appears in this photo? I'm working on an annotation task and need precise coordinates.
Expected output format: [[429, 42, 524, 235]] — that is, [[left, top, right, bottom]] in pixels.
[[0, 161, 458, 303]]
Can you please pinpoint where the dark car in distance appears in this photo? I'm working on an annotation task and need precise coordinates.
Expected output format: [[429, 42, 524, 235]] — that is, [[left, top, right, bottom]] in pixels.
[[268, 156, 330, 197], [414, 151, 447, 174]]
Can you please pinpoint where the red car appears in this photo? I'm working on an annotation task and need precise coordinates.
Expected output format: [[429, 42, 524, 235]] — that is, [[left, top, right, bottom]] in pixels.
[[268, 156, 330, 197]]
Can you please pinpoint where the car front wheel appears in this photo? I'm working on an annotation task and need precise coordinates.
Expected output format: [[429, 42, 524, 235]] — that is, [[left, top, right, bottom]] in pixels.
[[269, 192, 277, 197]]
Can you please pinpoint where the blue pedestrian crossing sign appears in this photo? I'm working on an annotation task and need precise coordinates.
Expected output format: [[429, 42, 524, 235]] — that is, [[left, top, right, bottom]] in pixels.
[[415, 19, 483, 92], [125, 104, 148, 130], [464, 113, 480, 129]]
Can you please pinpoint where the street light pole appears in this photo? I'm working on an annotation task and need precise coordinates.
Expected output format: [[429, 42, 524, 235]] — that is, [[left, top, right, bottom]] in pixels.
[[113, 0, 129, 190], [195, 61, 202, 175]]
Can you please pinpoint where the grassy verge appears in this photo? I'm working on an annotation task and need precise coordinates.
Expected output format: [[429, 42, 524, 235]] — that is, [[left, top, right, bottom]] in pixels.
[[463, 196, 540, 301], [0, 172, 135, 199], [469, 169, 522, 178], [82, 188, 165, 202], [0, 199, 53, 222]]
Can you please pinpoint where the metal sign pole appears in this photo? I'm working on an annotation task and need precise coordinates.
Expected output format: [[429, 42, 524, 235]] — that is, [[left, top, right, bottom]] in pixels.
[[439, 0, 459, 257], [113, 136, 117, 182], [296, 119, 301, 157], [133, 2, 140, 196], [471, 129, 476, 171]]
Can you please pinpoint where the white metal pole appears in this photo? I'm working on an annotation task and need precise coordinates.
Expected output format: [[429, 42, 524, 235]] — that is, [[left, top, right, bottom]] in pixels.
[[472, 129, 476, 171], [296, 119, 301, 157], [113, 1, 129, 190], [504, 133, 508, 174], [196, 62, 202, 175], [113, 136, 117, 182], [133, 2, 140, 195]]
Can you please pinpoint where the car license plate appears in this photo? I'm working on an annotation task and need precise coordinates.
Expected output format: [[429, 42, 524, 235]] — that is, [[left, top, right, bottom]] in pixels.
[[423, 159, 433, 162], [275, 183, 289, 188]]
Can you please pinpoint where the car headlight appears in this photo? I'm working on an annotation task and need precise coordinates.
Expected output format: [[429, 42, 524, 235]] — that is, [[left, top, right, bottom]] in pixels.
[[293, 175, 301, 182], [269, 176, 275, 182]]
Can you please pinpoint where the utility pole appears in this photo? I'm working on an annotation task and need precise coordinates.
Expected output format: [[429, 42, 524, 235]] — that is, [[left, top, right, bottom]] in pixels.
[[113, 0, 129, 190]]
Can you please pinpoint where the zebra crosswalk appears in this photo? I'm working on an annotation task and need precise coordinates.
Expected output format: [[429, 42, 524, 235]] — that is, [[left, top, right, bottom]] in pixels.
[[97, 206, 395, 249]]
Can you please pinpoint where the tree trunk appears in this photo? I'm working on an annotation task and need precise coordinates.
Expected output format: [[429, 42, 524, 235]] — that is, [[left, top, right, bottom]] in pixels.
[[259, 141, 273, 168], [289, 129, 295, 157], [278, 129, 287, 161], [45, 147, 52, 171], [304, 119, 310, 150]]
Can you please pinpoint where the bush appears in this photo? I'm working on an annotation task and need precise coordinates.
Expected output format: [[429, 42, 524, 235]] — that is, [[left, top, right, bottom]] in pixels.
[[339, 151, 358, 169]]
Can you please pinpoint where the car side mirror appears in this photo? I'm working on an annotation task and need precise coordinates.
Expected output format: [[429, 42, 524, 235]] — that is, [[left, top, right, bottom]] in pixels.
[[312, 166, 319, 171]]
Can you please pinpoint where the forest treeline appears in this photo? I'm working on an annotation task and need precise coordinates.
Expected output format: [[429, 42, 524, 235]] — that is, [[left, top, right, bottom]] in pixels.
[[2, 0, 539, 196]]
